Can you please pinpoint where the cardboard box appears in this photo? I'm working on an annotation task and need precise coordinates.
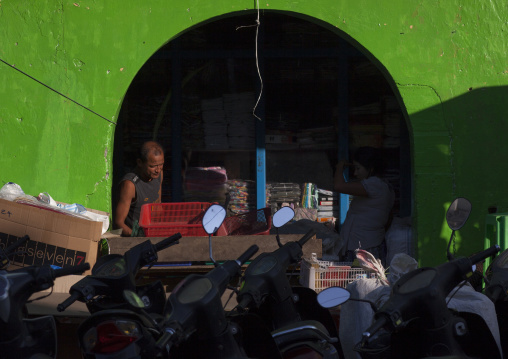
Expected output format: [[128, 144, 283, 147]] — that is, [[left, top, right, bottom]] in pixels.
[[0, 198, 104, 274], [265, 134, 294, 144]]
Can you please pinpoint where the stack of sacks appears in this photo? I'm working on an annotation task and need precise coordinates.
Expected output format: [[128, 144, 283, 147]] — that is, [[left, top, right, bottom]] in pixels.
[[227, 179, 257, 214], [266, 182, 301, 214]]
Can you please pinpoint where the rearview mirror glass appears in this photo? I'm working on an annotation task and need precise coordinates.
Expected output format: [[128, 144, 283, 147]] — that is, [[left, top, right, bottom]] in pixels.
[[272, 206, 295, 228], [446, 197, 472, 231], [202, 204, 227, 235], [316, 287, 351, 308]]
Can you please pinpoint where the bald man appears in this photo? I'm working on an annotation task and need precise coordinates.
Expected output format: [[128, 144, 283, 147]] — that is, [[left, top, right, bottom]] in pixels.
[[114, 141, 164, 236]]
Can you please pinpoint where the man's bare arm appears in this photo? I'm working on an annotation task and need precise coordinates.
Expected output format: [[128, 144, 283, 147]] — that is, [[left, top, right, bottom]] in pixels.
[[156, 171, 163, 203], [115, 180, 136, 236]]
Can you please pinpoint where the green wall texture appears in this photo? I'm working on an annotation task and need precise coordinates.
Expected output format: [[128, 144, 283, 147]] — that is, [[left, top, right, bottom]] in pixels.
[[1, 0, 508, 266]]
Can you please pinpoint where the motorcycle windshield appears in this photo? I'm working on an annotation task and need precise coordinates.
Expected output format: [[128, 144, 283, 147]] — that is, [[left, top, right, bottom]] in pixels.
[[93, 257, 127, 277], [397, 268, 437, 294], [249, 256, 278, 276], [177, 277, 213, 304]]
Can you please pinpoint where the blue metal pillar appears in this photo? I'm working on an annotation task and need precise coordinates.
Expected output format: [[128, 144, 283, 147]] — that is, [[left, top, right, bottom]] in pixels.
[[256, 122, 266, 209], [255, 21, 266, 210]]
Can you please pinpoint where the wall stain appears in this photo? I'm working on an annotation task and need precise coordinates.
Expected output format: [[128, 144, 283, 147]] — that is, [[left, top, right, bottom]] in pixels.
[[73, 59, 85, 67]]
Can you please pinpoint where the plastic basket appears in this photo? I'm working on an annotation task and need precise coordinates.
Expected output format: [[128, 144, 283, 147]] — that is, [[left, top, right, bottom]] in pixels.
[[139, 202, 212, 237], [299, 258, 372, 293], [216, 207, 272, 236]]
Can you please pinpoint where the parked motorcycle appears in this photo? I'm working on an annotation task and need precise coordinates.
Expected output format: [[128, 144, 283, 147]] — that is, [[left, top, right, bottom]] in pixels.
[[76, 204, 281, 359], [57, 233, 181, 315], [484, 247, 508, 356], [0, 234, 30, 270], [317, 198, 502, 358], [232, 206, 341, 358], [154, 203, 282, 358], [0, 261, 90, 359]]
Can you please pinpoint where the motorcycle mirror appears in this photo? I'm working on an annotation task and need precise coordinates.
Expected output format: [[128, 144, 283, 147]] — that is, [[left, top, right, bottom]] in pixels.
[[446, 197, 472, 231], [445, 197, 472, 261], [273, 206, 295, 248], [202, 204, 227, 267], [272, 206, 295, 228], [317, 286, 380, 312], [316, 287, 351, 308], [123, 290, 146, 309], [202, 204, 227, 235]]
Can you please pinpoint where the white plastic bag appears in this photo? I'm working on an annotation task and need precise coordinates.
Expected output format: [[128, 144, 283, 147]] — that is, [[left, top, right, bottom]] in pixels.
[[385, 216, 412, 265], [39, 192, 110, 234], [38, 192, 57, 206], [386, 253, 418, 285], [0, 182, 25, 201], [82, 211, 110, 234]]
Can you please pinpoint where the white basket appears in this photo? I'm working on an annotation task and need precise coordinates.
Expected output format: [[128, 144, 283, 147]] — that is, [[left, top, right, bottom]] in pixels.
[[299, 258, 373, 293]]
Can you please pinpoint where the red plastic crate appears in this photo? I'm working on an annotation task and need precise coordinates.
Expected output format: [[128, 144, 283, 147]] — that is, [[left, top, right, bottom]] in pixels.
[[139, 202, 212, 237], [322, 265, 352, 288], [216, 207, 272, 236]]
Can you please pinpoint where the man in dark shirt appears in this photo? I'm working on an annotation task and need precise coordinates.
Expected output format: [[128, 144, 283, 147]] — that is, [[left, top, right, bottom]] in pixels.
[[114, 141, 164, 236]]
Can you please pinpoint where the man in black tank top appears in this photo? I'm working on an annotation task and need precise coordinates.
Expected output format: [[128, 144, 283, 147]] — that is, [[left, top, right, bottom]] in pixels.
[[114, 141, 164, 236]]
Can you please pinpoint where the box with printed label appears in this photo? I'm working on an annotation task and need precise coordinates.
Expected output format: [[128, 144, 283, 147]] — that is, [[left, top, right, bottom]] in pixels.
[[0, 198, 104, 274]]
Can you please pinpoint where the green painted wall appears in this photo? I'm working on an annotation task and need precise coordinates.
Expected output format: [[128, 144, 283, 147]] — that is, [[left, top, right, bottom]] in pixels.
[[1, 0, 507, 266]]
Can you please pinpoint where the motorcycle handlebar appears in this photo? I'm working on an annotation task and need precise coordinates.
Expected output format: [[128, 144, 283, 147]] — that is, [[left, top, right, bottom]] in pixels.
[[154, 233, 182, 252], [237, 245, 259, 265], [236, 294, 253, 311], [57, 290, 82, 312], [361, 314, 388, 345], [298, 229, 317, 247], [155, 327, 176, 352], [1, 235, 30, 268], [469, 245, 500, 265], [54, 263, 90, 278], [4, 235, 30, 254]]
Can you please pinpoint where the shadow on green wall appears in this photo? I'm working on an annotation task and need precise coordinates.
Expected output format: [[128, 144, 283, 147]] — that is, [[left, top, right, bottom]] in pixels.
[[410, 85, 508, 267]]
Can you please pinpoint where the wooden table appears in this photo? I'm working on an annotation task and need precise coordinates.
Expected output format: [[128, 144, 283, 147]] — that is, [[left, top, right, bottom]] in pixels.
[[106, 234, 322, 262], [106, 234, 322, 289]]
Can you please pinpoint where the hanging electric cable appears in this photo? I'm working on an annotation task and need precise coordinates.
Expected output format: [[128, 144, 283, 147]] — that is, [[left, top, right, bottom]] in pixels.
[[236, 0, 263, 121], [0, 57, 116, 125]]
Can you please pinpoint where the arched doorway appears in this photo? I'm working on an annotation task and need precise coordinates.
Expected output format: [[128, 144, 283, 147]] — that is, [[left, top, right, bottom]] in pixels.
[[113, 11, 411, 225]]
